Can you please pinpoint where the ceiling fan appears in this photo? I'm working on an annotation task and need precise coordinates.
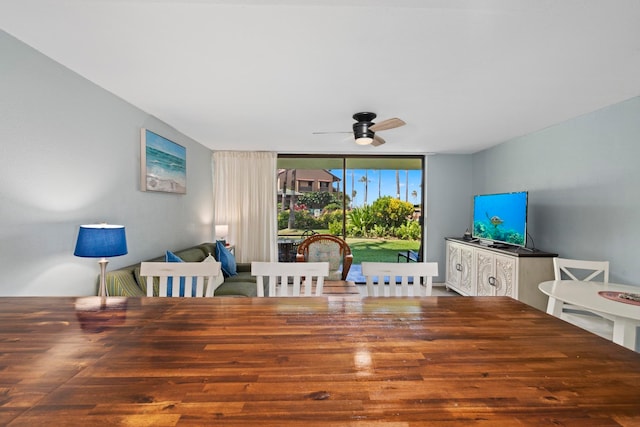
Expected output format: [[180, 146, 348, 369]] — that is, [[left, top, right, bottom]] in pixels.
[[313, 112, 406, 146]]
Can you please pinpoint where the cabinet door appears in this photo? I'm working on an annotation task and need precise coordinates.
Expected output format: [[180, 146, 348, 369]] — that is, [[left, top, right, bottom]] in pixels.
[[493, 254, 516, 297], [446, 242, 474, 295], [445, 242, 460, 288], [458, 245, 473, 295], [475, 250, 516, 297], [475, 250, 495, 297]]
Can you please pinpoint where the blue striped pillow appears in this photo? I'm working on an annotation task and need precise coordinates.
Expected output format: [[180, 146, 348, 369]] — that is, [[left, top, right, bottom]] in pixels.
[[165, 250, 193, 297]]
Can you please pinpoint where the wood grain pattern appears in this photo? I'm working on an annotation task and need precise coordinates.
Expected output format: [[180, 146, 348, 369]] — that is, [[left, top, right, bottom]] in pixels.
[[1, 294, 639, 426]]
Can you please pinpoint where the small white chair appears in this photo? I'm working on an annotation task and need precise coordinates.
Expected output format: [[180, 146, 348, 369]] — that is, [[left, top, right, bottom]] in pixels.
[[140, 261, 221, 297], [251, 261, 329, 297], [362, 262, 438, 297], [551, 257, 613, 339]]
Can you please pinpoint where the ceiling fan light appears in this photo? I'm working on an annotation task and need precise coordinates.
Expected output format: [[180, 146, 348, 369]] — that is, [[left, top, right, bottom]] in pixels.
[[353, 120, 375, 145], [355, 137, 373, 145]]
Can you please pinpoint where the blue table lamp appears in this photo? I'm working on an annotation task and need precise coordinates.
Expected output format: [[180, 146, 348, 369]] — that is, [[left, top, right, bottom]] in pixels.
[[74, 224, 128, 297]]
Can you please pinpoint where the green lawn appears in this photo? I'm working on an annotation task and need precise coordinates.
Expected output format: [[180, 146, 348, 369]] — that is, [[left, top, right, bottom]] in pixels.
[[347, 238, 420, 263]]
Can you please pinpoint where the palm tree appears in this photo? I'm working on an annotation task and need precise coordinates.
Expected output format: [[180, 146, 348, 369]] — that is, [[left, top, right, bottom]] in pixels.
[[395, 170, 400, 199], [351, 170, 356, 208], [281, 169, 288, 212], [405, 170, 409, 201], [287, 169, 297, 229], [359, 171, 369, 206]]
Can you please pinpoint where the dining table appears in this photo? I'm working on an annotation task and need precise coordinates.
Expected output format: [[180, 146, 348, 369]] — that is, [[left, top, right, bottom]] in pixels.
[[538, 279, 640, 351], [1, 294, 640, 426]]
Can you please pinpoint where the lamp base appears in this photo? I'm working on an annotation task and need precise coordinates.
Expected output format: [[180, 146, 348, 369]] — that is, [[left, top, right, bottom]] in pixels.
[[98, 258, 109, 297]]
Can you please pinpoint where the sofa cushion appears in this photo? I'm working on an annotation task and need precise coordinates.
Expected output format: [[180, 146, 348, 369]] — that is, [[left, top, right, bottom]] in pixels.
[[196, 243, 216, 258], [174, 247, 207, 262], [215, 241, 237, 278], [220, 270, 267, 296], [106, 268, 145, 297], [215, 280, 259, 297], [134, 266, 158, 296]]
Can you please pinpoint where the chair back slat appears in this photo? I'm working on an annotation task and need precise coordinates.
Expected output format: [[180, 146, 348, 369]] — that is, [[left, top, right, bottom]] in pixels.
[[251, 262, 329, 297], [140, 261, 221, 297], [362, 262, 438, 297]]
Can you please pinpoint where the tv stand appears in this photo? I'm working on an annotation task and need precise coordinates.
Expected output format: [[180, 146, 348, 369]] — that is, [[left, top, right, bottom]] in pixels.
[[445, 237, 557, 311]]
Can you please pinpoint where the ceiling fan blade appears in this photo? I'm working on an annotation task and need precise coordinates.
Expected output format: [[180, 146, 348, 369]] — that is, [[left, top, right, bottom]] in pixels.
[[312, 131, 352, 135], [371, 135, 386, 146], [369, 118, 406, 132]]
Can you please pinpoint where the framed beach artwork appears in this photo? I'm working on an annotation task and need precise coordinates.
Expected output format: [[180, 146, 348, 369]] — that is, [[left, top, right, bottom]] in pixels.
[[140, 129, 187, 194]]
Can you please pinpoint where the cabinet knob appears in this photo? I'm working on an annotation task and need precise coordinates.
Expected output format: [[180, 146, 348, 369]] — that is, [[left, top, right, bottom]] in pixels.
[[488, 276, 497, 287], [456, 263, 462, 272]]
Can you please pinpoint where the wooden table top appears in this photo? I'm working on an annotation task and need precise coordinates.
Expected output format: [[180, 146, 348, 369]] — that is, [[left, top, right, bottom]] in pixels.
[[1, 296, 639, 426]]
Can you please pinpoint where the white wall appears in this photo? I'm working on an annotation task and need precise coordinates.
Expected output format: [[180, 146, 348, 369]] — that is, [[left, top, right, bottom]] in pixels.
[[0, 31, 214, 296]]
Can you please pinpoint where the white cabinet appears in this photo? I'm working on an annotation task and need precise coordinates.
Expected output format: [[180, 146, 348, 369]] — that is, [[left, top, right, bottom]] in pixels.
[[445, 238, 556, 311]]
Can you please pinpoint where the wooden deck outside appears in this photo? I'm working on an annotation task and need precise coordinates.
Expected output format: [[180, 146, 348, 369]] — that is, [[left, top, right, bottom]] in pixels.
[[1, 295, 639, 426]]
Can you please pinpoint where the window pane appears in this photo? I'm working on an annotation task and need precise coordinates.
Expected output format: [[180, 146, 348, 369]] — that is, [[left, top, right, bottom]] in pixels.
[[277, 155, 424, 284]]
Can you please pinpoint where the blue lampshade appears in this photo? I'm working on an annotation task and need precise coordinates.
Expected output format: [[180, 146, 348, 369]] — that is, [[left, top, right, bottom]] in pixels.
[[74, 224, 128, 258]]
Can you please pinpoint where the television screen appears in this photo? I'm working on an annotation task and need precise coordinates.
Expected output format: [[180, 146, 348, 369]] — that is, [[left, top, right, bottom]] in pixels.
[[472, 191, 528, 247]]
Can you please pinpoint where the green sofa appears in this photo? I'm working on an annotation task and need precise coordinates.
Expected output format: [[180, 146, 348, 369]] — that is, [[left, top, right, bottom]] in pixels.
[[105, 242, 261, 297]]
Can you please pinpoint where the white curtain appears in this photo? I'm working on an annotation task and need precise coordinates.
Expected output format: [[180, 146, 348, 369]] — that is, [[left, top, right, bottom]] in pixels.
[[212, 151, 278, 263]]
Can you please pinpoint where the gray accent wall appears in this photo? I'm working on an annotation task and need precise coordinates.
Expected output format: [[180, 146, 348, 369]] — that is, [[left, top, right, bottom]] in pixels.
[[425, 97, 640, 287], [471, 96, 640, 285], [425, 154, 472, 282], [0, 31, 214, 296]]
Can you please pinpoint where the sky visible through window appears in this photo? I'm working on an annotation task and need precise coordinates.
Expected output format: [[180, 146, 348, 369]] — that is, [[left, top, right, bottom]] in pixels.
[[331, 169, 422, 208]]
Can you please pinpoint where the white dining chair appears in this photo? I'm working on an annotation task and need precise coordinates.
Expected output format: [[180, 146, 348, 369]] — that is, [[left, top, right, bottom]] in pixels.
[[361, 262, 438, 297], [140, 261, 221, 297], [553, 257, 609, 283], [551, 257, 613, 339], [251, 261, 329, 297]]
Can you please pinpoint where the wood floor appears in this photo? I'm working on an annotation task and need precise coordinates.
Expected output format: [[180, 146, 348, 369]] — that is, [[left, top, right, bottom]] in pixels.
[[1, 295, 639, 426]]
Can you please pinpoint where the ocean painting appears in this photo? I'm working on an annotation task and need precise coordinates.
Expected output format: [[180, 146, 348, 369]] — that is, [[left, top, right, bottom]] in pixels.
[[472, 192, 527, 246], [141, 129, 186, 194]]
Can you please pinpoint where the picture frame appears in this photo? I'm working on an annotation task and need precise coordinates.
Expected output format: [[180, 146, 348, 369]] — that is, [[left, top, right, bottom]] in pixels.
[[140, 128, 186, 194]]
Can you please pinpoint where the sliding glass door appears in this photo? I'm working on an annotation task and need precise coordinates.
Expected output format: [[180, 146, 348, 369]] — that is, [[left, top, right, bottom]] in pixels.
[[277, 155, 424, 282]]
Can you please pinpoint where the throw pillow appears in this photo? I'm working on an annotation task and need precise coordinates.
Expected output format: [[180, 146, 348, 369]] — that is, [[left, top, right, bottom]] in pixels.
[[215, 241, 237, 278], [308, 241, 342, 280], [202, 253, 224, 294], [165, 250, 189, 297]]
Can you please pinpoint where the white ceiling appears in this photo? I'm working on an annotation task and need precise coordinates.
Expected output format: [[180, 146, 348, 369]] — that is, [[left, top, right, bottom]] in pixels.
[[1, 0, 639, 155]]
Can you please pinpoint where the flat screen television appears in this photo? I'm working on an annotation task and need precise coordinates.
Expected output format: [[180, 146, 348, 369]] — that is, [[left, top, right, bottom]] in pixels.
[[472, 191, 528, 247]]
